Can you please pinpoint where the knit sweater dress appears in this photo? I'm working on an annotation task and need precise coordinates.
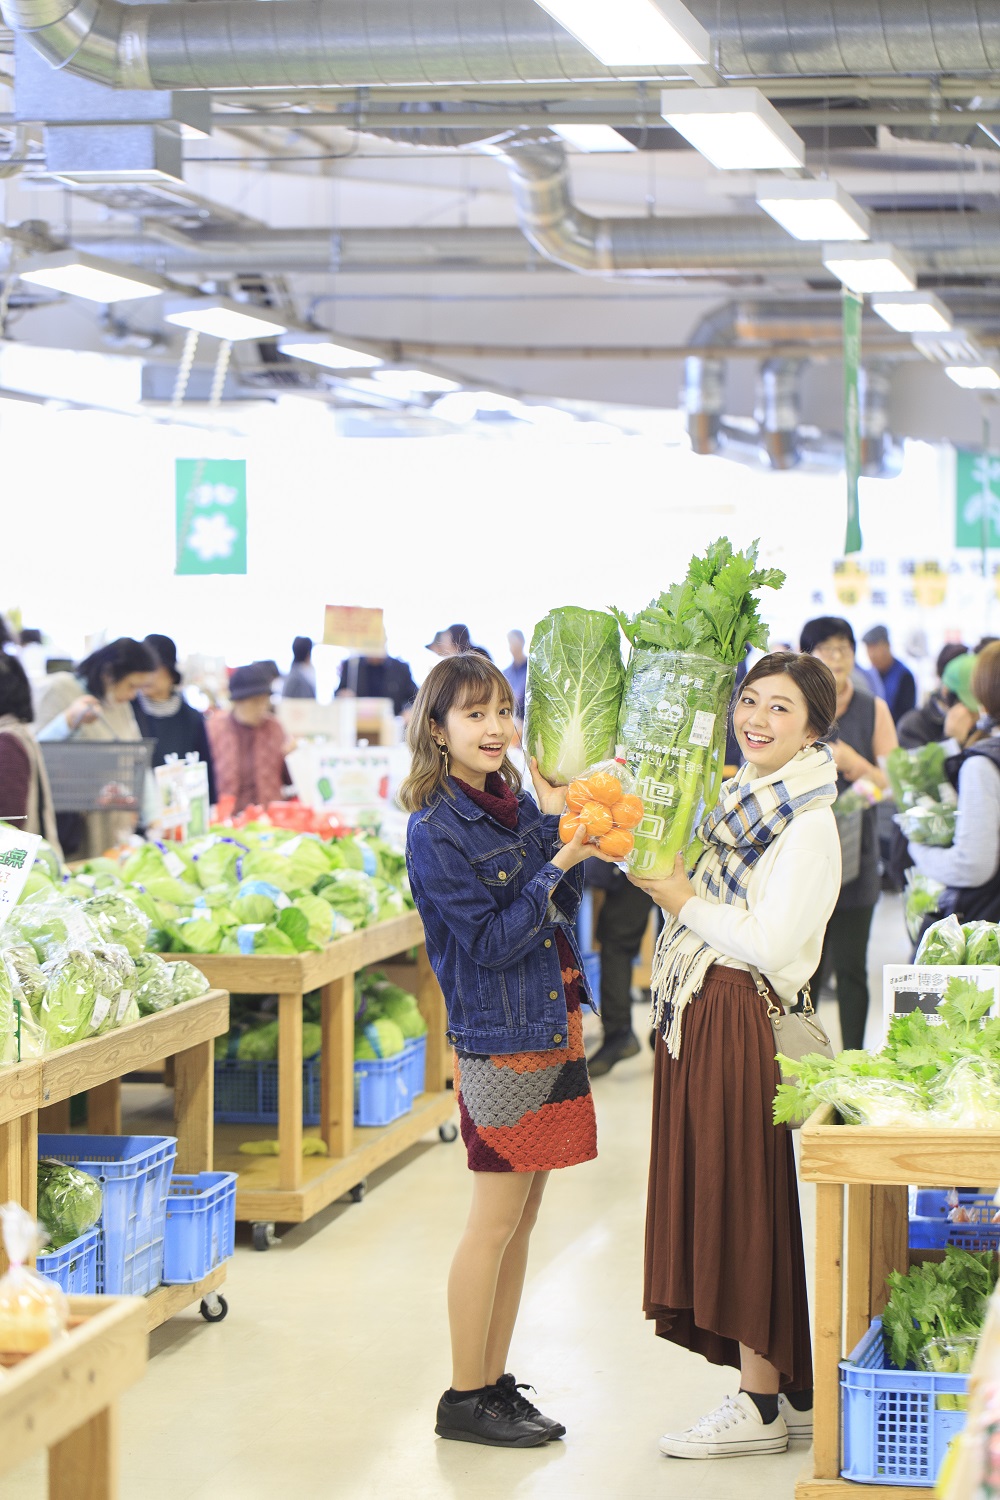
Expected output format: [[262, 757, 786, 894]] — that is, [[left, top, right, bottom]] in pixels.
[[451, 776, 598, 1175]]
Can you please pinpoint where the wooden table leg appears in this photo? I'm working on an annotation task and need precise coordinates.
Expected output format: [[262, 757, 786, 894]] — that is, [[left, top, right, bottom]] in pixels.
[[321, 975, 354, 1158], [0, 1117, 21, 1274], [87, 1079, 122, 1135], [278, 991, 304, 1193], [173, 1038, 214, 1174], [38, 1100, 71, 1133], [415, 946, 449, 1094], [870, 1184, 909, 1320], [813, 1181, 845, 1481], [49, 1402, 119, 1500], [846, 1184, 874, 1354], [20, 1108, 38, 1220]]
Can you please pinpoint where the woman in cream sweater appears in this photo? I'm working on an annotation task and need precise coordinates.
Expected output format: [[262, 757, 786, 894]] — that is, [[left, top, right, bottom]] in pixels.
[[630, 651, 841, 1463]]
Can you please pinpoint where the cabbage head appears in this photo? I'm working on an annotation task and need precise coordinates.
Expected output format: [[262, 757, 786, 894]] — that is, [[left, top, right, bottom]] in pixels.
[[82, 893, 150, 959], [170, 962, 210, 1003], [315, 870, 380, 928], [133, 953, 176, 1015], [36, 1160, 103, 1248], [525, 606, 625, 784]]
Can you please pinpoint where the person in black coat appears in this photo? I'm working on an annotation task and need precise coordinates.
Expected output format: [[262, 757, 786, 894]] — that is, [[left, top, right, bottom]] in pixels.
[[133, 634, 217, 803]]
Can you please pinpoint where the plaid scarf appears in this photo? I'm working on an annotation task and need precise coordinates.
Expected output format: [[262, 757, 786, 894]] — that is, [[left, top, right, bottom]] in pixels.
[[650, 742, 837, 1058]]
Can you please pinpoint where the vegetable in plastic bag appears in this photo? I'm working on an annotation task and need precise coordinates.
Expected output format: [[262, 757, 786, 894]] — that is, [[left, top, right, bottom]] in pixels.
[[36, 1160, 102, 1249], [886, 742, 949, 810], [37, 947, 103, 1049], [895, 801, 957, 847], [82, 892, 150, 959], [91, 944, 138, 1031], [559, 759, 642, 861], [963, 922, 1000, 967], [133, 953, 176, 1015], [169, 961, 210, 1003], [5, 896, 101, 964], [903, 869, 944, 945], [915, 914, 967, 966], [0, 1202, 68, 1353], [525, 607, 625, 786]]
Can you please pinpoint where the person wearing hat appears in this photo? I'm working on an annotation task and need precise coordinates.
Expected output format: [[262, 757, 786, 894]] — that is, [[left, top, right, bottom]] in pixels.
[[862, 626, 916, 725], [133, 635, 216, 803], [206, 663, 290, 813], [897, 644, 971, 750]]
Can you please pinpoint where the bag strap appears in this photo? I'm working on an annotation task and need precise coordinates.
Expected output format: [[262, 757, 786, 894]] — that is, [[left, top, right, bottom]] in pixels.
[[748, 964, 815, 1020]]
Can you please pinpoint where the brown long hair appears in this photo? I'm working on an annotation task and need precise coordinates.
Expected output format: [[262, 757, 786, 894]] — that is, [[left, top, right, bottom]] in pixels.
[[398, 654, 522, 812], [740, 652, 837, 739]]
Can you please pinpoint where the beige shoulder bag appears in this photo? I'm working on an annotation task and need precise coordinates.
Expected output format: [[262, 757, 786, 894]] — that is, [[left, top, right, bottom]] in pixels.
[[748, 965, 835, 1129]]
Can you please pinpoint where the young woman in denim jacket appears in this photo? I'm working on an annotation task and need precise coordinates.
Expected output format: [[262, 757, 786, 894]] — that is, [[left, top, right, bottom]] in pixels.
[[402, 653, 611, 1450]]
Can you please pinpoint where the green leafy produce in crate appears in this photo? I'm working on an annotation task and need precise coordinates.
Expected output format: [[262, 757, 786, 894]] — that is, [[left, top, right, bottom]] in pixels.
[[881, 1249, 998, 1408], [613, 539, 785, 877], [36, 1160, 102, 1250]]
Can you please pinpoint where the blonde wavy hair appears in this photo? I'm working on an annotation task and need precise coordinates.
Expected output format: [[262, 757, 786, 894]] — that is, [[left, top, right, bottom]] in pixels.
[[399, 653, 522, 812]]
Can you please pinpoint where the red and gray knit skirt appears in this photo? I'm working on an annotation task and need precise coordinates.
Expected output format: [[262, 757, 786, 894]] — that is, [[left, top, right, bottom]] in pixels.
[[454, 931, 598, 1173]]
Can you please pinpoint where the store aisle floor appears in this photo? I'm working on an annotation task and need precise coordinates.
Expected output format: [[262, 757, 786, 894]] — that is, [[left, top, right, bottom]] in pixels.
[[6, 897, 910, 1500]]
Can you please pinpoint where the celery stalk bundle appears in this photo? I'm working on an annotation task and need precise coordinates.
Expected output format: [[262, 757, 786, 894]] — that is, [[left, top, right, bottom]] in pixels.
[[613, 539, 785, 878]]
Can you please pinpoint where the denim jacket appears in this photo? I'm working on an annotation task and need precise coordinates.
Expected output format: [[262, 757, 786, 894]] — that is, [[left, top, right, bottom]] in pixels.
[[406, 782, 592, 1055]]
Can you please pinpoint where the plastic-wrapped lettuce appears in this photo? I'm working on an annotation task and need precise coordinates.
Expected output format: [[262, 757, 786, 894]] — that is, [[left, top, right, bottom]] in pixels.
[[91, 944, 138, 1031], [0, 949, 47, 1063], [133, 953, 176, 1015], [895, 801, 957, 848], [170, 961, 210, 1003], [963, 922, 1000, 967], [915, 914, 967, 966], [37, 947, 103, 1049], [315, 869, 380, 928], [82, 892, 150, 959], [187, 835, 247, 889], [18, 867, 57, 904], [32, 839, 65, 883], [36, 1160, 102, 1249], [5, 896, 102, 964], [903, 869, 945, 945], [3, 944, 46, 1015]]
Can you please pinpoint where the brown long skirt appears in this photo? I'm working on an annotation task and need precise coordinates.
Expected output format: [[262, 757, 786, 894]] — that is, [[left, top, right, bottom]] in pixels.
[[643, 964, 812, 1391]]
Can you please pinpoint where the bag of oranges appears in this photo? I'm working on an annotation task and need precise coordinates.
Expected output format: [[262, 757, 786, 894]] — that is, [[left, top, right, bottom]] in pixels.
[[558, 760, 644, 862]]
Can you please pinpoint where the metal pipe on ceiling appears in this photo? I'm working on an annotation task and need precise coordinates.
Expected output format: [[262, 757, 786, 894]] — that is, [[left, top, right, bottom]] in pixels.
[[2, 0, 999, 92]]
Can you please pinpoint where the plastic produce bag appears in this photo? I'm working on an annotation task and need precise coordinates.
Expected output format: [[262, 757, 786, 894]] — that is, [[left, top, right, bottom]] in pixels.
[[915, 914, 967, 966], [91, 944, 138, 1031], [170, 961, 210, 1003], [930, 1058, 1000, 1128], [80, 892, 150, 959], [558, 759, 643, 862], [903, 869, 944, 944], [618, 650, 735, 877], [132, 953, 176, 1015], [0, 1202, 68, 1354], [963, 922, 1000, 967], [895, 801, 957, 848], [525, 607, 625, 785], [36, 1160, 102, 1249], [4, 895, 102, 964], [0, 952, 46, 1066], [886, 742, 949, 809], [812, 1073, 933, 1127]]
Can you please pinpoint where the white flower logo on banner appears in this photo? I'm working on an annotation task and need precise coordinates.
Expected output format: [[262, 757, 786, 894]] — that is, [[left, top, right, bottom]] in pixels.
[[188, 513, 238, 562], [191, 482, 239, 508], [963, 455, 1000, 532]]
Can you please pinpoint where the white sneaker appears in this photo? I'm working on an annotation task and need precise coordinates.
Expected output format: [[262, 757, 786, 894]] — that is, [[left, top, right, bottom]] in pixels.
[[777, 1394, 812, 1441], [658, 1393, 788, 1459]]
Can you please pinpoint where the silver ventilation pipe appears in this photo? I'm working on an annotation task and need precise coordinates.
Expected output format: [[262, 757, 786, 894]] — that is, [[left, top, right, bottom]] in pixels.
[[754, 358, 804, 472]]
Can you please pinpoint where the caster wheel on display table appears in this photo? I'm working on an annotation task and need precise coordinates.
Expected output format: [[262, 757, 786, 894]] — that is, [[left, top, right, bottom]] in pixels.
[[438, 1122, 458, 1143], [252, 1222, 278, 1252], [350, 1180, 367, 1203], [200, 1294, 229, 1323]]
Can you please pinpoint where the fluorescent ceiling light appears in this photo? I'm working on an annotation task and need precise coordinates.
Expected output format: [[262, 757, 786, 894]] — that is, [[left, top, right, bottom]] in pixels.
[[535, 0, 709, 66], [18, 251, 166, 304], [371, 369, 461, 395], [755, 179, 869, 242], [945, 365, 1000, 391], [871, 291, 953, 335], [164, 299, 287, 341], [278, 333, 383, 370], [822, 242, 916, 295], [661, 87, 805, 171], [552, 124, 636, 153]]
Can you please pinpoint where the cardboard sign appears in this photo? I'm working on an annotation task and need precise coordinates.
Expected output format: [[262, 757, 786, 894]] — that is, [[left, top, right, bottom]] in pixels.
[[322, 605, 385, 654], [287, 744, 396, 809], [154, 755, 211, 842], [0, 824, 42, 927], [882, 964, 1000, 1040]]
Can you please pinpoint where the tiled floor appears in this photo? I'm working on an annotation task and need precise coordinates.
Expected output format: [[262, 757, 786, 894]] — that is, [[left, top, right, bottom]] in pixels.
[[4, 897, 910, 1500]]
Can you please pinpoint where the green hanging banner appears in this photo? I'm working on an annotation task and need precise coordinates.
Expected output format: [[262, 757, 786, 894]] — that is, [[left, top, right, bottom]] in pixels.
[[955, 446, 1000, 551], [843, 290, 863, 556], [175, 458, 247, 576]]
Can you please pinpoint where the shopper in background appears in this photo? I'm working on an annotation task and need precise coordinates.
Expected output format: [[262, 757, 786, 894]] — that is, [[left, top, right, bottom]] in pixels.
[[907, 643, 1000, 925], [896, 642, 970, 749], [206, 663, 290, 814], [427, 624, 493, 661], [585, 862, 654, 1076], [0, 652, 61, 853], [35, 636, 156, 857], [133, 634, 216, 804], [336, 635, 419, 716], [502, 630, 528, 721], [281, 636, 317, 700], [862, 625, 917, 724], [402, 653, 609, 1450], [631, 653, 840, 1460], [800, 617, 897, 1050]]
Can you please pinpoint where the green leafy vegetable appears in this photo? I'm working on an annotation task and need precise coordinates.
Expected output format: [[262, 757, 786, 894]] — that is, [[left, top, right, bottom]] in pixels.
[[886, 743, 949, 810], [915, 914, 966, 966], [903, 869, 944, 945], [525, 607, 625, 784], [881, 1248, 997, 1408], [81, 893, 150, 959], [895, 802, 957, 847], [36, 1160, 102, 1249]]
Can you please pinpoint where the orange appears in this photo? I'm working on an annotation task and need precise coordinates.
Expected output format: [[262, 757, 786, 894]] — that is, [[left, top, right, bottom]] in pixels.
[[579, 800, 613, 837], [559, 811, 586, 844], [587, 771, 623, 807], [610, 794, 644, 830], [598, 828, 634, 859], [566, 779, 591, 813]]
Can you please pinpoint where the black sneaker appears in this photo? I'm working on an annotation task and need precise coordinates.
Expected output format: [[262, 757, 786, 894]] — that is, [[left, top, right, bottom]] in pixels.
[[434, 1385, 549, 1447], [587, 1031, 641, 1077], [496, 1373, 566, 1439]]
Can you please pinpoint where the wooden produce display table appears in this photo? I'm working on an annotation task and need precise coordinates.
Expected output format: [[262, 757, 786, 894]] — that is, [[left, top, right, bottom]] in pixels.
[[795, 1103, 1000, 1500], [163, 912, 455, 1247], [0, 991, 230, 1330], [0, 1295, 148, 1500]]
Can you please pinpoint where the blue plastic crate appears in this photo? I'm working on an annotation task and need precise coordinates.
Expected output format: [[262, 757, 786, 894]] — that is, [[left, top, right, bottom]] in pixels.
[[909, 1191, 1000, 1254], [214, 1057, 321, 1126], [841, 1317, 969, 1487], [401, 1036, 427, 1104], [38, 1135, 177, 1297], [36, 1225, 101, 1296], [355, 1052, 410, 1127], [162, 1172, 237, 1284]]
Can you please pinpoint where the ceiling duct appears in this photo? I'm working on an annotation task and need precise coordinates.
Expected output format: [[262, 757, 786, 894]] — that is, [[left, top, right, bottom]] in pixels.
[[754, 358, 803, 471]]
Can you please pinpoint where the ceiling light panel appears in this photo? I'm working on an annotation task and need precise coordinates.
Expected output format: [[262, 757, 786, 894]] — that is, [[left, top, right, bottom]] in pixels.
[[871, 291, 953, 334], [822, 243, 917, 294], [164, 299, 287, 341], [661, 88, 805, 171], [755, 179, 870, 242], [552, 124, 636, 153], [945, 365, 1000, 391], [536, 0, 710, 66], [19, 251, 166, 304], [278, 335, 383, 370], [371, 370, 461, 395]]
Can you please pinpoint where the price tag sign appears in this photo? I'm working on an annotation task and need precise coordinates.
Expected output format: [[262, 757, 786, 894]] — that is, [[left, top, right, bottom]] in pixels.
[[0, 824, 42, 927], [322, 605, 385, 654], [154, 756, 211, 841]]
